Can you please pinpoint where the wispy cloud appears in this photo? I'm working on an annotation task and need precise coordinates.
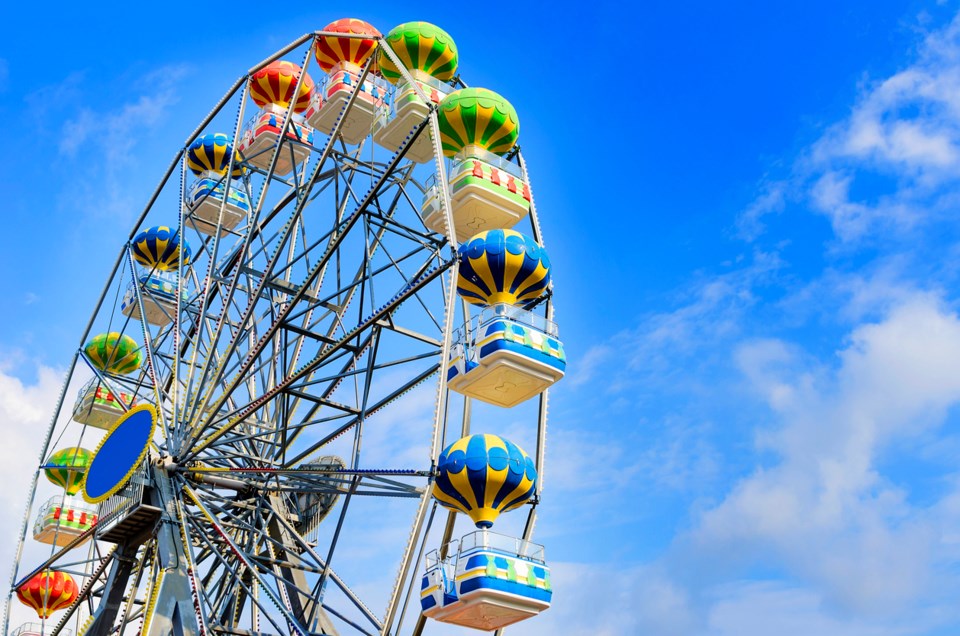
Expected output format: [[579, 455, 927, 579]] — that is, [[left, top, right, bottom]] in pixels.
[[704, 581, 918, 636], [0, 358, 67, 588], [742, 13, 960, 243], [694, 294, 960, 616], [59, 66, 187, 160], [55, 64, 190, 221], [580, 248, 784, 399], [426, 562, 696, 636], [736, 180, 787, 241]]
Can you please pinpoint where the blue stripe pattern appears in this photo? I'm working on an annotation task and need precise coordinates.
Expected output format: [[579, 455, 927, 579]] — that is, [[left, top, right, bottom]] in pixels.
[[456, 230, 551, 307], [132, 226, 191, 272], [432, 434, 537, 528]]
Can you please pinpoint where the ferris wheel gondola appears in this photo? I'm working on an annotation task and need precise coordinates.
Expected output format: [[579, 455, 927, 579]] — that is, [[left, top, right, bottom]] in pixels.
[[7, 17, 564, 636]]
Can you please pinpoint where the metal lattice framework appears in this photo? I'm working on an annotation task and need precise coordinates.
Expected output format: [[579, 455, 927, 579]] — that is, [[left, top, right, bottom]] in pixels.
[[5, 28, 552, 636]]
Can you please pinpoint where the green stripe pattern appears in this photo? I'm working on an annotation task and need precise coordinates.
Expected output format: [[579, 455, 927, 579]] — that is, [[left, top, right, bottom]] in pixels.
[[438, 88, 519, 158], [84, 332, 142, 375], [378, 22, 458, 84], [44, 447, 93, 495]]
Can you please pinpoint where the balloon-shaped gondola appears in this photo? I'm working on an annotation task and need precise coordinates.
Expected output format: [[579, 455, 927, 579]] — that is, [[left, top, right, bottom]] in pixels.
[[305, 18, 386, 144], [456, 229, 551, 306], [249, 60, 314, 113], [437, 88, 520, 158], [183, 134, 251, 237], [44, 447, 93, 495], [377, 21, 458, 84], [83, 332, 142, 375], [186, 133, 245, 178], [16, 570, 78, 619], [372, 21, 460, 162], [132, 225, 191, 272], [314, 18, 381, 72], [421, 89, 531, 240], [432, 433, 537, 529], [240, 60, 315, 173]]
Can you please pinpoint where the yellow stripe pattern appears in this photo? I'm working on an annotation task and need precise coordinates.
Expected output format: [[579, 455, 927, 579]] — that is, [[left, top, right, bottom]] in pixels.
[[84, 332, 142, 375], [16, 570, 78, 618], [438, 88, 519, 158], [432, 433, 536, 528], [314, 18, 381, 73], [249, 61, 314, 113], [456, 230, 551, 307], [186, 133, 244, 178], [378, 22, 458, 85]]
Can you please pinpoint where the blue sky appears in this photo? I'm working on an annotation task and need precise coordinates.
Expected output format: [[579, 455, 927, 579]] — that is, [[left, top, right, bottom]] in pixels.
[[6, 1, 960, 634]]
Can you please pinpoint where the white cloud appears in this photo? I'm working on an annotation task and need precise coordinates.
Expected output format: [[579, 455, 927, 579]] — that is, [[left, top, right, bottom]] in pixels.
[[0, 360, 67, 507], [809, 171, 896, 242], [818, 63, 960, 174], [533, 10, 960, 636], [59, 66, 187, 160], [567, 343, 612, 387], [736, 180, 787, 241], [742, 13, 960, 242], [0, 359, 67, 590], [59, 109, 96, 157], [692, 294, 960, 619], [705, 582, 918, 636], [602, 248, 783, 396]]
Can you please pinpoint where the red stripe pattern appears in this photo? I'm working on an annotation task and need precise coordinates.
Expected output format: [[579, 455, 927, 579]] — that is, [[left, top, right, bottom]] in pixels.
[[248, 61, 315, 113], [17, 570, 78, 619], [314, 18, 381, 73]]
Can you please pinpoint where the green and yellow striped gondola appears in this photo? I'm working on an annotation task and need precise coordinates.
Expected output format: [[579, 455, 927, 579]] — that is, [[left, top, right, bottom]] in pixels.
[[43, 447, 93, 495], [437, 88, 520, 158], [84, 332, 142, 375], [377, 21, 458, 84]]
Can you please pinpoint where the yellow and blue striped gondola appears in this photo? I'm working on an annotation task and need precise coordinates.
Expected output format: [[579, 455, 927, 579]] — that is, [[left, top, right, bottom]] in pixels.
[[124, 226, 190, 326], [456, 229, 550, 307], [132, 226, 190, 272], [447, 231, 562, 407], [446, 305, 566, 404], [423, 434, 550, 628], [186, 133, 245, 178], [431, 433, 536, 529], [184, 133, 250, 236], [420, 526, 552, 630]]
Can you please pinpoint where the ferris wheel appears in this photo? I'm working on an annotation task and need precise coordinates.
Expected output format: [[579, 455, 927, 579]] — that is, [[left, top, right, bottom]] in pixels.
[[5, 18, 565, 636]]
